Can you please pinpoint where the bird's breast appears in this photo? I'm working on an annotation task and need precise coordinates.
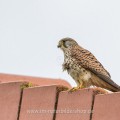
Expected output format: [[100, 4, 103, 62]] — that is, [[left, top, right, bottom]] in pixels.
[[66, 62, 92, 82], [64, 56, 92, 82]]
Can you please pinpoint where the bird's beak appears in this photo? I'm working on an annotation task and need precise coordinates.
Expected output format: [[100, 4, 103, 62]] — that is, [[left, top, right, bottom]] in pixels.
[[57, 44, 61, 48], [57, 42, 61, 48]]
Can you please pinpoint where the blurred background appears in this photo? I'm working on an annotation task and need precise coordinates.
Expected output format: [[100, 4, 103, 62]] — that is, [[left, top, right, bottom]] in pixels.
[[0, 0, 120, 86]]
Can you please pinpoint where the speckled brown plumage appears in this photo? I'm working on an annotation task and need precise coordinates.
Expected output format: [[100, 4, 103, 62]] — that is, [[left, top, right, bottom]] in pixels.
[[58, 37, 120, 92]]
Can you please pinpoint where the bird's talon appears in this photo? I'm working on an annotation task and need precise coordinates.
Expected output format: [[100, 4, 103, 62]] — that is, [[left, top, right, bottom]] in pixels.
[[68, 87, 80, 93]]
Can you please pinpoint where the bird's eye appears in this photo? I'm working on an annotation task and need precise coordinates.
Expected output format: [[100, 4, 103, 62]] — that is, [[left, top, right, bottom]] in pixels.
[[64, 41, 72, 48]]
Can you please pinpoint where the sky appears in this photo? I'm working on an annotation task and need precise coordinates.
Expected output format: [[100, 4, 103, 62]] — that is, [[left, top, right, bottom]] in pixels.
[[0, 0, 120, 86]]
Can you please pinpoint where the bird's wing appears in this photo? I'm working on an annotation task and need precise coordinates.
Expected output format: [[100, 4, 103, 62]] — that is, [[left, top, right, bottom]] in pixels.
[[71, 47, 120, 89]]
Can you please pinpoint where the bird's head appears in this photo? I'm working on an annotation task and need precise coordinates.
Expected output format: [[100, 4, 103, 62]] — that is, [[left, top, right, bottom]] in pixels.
[[57, 37, 78, 51]]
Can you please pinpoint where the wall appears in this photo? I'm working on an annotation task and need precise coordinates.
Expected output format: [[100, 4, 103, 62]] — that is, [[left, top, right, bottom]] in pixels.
[[0, 73, 120, 120]]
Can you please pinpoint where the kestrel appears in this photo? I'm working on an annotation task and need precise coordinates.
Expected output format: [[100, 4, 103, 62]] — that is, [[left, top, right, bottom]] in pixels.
[[58, 37, 120, 92]]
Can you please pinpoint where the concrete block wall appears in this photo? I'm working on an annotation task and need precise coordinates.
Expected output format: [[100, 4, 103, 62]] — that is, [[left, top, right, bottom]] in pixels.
[[0, 73, 120, 120]]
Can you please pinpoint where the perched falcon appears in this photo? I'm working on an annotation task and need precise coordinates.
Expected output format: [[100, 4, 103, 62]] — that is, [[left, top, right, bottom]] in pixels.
[[58, 37, 120, 92]]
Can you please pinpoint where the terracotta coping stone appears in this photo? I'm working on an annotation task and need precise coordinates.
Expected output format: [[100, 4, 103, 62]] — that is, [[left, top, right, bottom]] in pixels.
[[92, 91, 120, 120], [0, 73, 71, 88], [55, 88, 106, 120], [19, 85, 68, 120], [0, 81, 29, 120]]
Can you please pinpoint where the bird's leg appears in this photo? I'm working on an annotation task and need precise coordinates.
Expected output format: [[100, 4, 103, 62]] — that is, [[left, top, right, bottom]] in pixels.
[[69, 81, 84, 92], [79, 81, 84, 89]]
